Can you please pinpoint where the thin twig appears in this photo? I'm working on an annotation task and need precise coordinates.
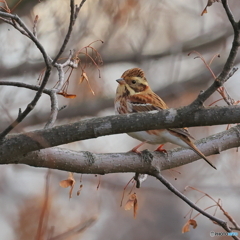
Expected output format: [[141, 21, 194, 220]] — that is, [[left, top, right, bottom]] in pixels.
[[222, 0, 237, 30], [189, 1, 240, 107], [0, 12, 53, 139], [49, 217, 96, 240], [52, 0, 87, 64], [35, 170, 51, 240], [152, 172, 239, 239], [0, 81, 60, 129], [0, 81, 51, 94], [0, 67, 52, 140]]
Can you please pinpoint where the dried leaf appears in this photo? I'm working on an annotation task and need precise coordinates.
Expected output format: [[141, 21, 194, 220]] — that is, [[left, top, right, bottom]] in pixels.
[[201, 0, 220, 16], [57, 92, 76, 99], [182, 219, 197, 233], [79, 71, 95, 95], [59, 172, 76, 199], [79, 75, 85, 84], [124, 193, 138, 218], [82, 72, 89, 81]]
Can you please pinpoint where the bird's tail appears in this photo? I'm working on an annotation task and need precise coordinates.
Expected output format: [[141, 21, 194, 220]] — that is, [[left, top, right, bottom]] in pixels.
[[187, 142, 216, 170]]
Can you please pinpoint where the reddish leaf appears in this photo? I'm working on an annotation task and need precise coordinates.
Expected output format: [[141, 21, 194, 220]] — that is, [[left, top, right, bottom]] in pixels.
[[57, 92, 76, 99], [182, 219, 197, 233], [201, 0, 220, 16], [59, 172, 76, 199], [124, 193, 138, 218], [79, 71, 95, 95]]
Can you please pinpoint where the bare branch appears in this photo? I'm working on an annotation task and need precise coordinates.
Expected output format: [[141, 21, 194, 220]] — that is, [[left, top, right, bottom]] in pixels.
[[52, 0, 87, 64], [222, 0, 237, 30], [0, 11, 53, 138], [1, 119, 240, 170], [152, 172, 238, 239], [0, 66, 52, 139], [0, 81, 51, 95], [190, 2, 240, 107]]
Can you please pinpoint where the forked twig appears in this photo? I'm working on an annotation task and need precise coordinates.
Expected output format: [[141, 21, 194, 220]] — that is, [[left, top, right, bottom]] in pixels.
[[152, 172, 239, 239]]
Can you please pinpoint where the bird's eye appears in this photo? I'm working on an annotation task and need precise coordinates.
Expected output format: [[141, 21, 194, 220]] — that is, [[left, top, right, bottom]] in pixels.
[[131, 80, 136, 84]]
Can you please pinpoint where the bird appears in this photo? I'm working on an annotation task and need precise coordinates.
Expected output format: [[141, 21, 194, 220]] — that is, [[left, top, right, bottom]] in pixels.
[[114, 67, 216, 169]]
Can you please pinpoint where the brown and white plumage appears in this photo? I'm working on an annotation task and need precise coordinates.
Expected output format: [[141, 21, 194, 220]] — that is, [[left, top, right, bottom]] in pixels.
[[115, 68, 216, 169]]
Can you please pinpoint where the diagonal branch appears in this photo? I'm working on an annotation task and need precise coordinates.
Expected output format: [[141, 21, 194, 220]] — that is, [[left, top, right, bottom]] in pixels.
[[52, 0, 87, 64], [0, 66, 52, 140], [152, 172, 238, 239], [190, 1, 240, 108], [0, 11, 53, 139]]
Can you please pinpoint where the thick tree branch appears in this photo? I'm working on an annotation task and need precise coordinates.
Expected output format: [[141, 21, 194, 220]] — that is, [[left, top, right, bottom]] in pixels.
[[0, 124, 238, 173]]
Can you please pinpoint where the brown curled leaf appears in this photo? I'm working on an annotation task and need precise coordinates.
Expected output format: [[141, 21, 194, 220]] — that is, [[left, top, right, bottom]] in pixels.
[[59, 172, 76, 199], [182, 219, 197, 233], [201, 0, 220, 16], [57, 92, 76, 99], [124, 193, 138, 218]]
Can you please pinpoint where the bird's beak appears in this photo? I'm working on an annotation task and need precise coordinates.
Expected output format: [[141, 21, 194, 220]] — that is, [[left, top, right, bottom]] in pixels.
[[116, 78, 126, 85]]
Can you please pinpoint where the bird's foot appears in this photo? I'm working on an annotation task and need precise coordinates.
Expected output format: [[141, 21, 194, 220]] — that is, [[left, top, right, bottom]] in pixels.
[[155, 144, 167, 153], [130, 141, 147, 154]]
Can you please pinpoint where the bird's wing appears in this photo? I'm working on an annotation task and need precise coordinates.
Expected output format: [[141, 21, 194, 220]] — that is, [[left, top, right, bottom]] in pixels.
[[129, 92, 168, 112], [168, 128, 195, 140], [129, 93, 194, 140]]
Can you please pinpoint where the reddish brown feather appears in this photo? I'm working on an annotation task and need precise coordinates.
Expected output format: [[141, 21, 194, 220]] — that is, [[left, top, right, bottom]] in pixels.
[[121, 68, 145, 79], [129, 92, 167, 111]]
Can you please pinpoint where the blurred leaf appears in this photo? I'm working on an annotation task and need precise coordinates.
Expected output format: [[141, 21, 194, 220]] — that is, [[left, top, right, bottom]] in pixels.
[[57, 92, 76, 99], [182, 219, 197, 233], [59, 172, 76, 199], [201, 0, 220, 16], [124, 193, 138, 218], [79, 71, 95, 95]]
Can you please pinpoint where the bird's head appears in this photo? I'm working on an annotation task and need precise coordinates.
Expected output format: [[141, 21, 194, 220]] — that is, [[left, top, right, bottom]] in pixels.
[[116, 68, 149, 96]]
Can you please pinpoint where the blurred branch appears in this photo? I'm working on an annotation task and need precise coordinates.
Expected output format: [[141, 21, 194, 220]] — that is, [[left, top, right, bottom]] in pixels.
[[101, 28, 233, 64], [49, 217, 96, 240], [35, 170, 51, 240], [0, 28, 233, 79]]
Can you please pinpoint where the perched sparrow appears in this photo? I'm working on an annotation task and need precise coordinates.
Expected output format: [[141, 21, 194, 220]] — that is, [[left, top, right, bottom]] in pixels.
[[115, 68, 216, 169]]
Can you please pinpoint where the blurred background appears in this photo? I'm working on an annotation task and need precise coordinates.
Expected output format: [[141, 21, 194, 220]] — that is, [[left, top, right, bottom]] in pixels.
[[0, 0, 240, 239]]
